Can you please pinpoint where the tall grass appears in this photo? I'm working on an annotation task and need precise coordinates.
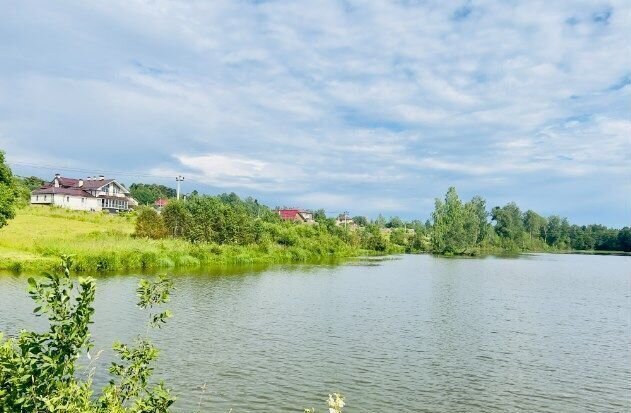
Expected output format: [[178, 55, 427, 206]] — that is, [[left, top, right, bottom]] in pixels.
[[0, 206, 360, 274]]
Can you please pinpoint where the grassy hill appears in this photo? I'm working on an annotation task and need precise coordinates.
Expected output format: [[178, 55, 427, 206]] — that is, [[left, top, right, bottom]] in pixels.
[[0, 206, 356, 274]]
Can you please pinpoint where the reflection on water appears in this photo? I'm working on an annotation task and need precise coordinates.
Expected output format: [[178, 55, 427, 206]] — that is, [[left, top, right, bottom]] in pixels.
[[0, 254, 629, 412]]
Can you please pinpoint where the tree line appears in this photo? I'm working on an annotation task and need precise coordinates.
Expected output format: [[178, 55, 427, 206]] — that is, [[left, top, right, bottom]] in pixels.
[[0, 152, 628, 255], [429, 187, 630, 255]]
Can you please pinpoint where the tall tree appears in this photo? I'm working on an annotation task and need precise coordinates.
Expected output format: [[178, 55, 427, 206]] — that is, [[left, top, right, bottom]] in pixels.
[[491, 202, 525, 246], [466, 195, 490, 244], [431, 187, 477, 254], [0, 151, 18, 228], [523, 210, 546, 241], [546, 215, 570, 247]]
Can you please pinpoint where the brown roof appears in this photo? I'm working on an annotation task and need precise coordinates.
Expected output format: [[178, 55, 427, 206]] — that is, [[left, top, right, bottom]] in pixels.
[[57, 177, 80, 187], [32, 187, 95, 197], [39, 177, 123, 191], [81, 179, 115, 190]]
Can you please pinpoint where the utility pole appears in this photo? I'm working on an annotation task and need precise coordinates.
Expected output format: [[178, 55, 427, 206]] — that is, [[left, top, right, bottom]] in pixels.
[[344, 210, 349, 229], [176, 175, 185, 199]]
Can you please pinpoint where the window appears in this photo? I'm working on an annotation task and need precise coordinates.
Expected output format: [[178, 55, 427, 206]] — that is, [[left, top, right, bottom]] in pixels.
[[44, 195, 47, 201], [81, 198, 85, 203], [66, 196, 70, 202], [36, 195, 39, 201]]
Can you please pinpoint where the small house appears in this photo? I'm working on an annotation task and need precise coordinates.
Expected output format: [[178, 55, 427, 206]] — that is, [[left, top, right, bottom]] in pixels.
[[154, 198, 169, 210], [336, 213, 356, 229], [276, 208, 315, 224]]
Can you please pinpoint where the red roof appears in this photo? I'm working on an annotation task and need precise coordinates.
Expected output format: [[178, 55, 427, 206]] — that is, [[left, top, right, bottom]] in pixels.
[[155, 198, 169, 207], [278, 209, 302, 220]]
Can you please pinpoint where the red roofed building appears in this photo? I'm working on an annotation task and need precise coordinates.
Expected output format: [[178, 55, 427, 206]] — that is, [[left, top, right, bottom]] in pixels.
[[276, 208, 315, 224], [154, 198, 169, 210]]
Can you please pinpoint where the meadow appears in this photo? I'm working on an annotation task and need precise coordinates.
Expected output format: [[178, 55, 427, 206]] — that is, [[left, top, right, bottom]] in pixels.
[[0, 206, 360, 274]]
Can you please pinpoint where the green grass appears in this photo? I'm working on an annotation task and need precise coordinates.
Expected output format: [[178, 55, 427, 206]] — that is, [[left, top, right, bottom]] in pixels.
[[0, 206, 360, 274]]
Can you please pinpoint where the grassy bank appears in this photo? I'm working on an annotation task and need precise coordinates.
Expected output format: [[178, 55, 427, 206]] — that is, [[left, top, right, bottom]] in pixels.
[[0, 206, 361, 274]]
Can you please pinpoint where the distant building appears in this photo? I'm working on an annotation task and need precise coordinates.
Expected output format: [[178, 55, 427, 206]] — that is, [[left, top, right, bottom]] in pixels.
[[276, 208, 315, 224], [336, 213, 356, 229], [154, 198, 169, 210], [31, 174, 138, 212]]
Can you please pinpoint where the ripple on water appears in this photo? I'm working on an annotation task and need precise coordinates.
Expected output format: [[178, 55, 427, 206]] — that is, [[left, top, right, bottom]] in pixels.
[[0, 254, 629, 412]]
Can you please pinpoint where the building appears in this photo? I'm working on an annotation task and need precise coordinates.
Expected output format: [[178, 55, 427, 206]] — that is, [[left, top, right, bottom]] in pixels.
[[154, 198, 169, 211], [31, 174, 138, 212], [336, 213, 356, 228], [276, 208, 316, 224]]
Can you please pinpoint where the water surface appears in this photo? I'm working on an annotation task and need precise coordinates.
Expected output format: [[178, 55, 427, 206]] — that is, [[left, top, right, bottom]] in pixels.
[[1, 254, 629, 412]]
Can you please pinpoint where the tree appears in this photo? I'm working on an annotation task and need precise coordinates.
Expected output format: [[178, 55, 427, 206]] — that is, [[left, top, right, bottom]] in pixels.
[[162, 199, 191, 237], [0, 151, 18, 228], [491, 202, 525, 248], [135, 207, 168, 239], [17, 175, 46, 190], [374, 214, 387, 228], [352, 216, 368, 226], [362, 224, 388, 252], [523, 210, 546, 241], [545, 215, 570, 247], [313, 209, 327, 223], [431, 187, 477, 254], [386, 216, 404, 228], [129, 183, 176, 205], [618, 227, 631, 252], [465, 195, 490, 244]]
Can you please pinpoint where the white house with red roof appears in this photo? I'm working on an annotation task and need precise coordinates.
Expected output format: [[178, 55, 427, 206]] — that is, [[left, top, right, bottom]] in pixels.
[[31, 174, 138, 212]]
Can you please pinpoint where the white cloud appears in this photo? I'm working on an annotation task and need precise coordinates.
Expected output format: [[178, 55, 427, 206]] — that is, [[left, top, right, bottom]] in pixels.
[[1, 0, 630, 224]]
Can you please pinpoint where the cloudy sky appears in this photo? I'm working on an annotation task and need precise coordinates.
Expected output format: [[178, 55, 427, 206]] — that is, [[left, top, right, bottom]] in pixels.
[[1, 0, 629, 225]]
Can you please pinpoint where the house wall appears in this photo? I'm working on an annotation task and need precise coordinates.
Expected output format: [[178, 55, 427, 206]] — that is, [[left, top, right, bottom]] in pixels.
[[52, 195, 102, 211], [89, 183, 128, 198], [31, 194, 53, 205]]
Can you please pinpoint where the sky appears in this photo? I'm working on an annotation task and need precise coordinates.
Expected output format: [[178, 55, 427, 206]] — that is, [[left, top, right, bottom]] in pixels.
[[0, 0, 629, 226]]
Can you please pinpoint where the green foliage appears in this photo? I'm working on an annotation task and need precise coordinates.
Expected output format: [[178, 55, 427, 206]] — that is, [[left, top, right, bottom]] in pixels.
[[491, 202, 526, 250], [129, 183, 176, 206], [162, 199, 191, 237], [431, 187, 479, 254], [0, 151, 18, 228], [0, 256, 175, 412], [135, 207, 168, 239], [352, 216, 368, 226], [18, 175, 46, 190]]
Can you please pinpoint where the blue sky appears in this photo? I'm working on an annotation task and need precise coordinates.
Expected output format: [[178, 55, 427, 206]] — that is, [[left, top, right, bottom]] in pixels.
[[1, 0, 629, 226]]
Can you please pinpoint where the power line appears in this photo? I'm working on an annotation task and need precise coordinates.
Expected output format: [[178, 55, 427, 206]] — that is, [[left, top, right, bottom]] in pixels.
[[8, 161, 175, 179], [8, 161, 211, 187]]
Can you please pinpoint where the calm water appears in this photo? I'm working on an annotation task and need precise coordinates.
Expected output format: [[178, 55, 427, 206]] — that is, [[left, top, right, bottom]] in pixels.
[[1, 254, 629, 412]]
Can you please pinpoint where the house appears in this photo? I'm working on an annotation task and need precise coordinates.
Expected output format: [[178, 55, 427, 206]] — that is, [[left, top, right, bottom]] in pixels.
[[336, 213, 356, 229], [31, 174, 138, 212], [154, 198, 169, 210], [276, 208, 315, 224]]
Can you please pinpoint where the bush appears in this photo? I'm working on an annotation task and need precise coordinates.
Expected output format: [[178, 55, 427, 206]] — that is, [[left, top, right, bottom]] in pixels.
[[0, 256, 176, 412], [135, 207, 168, 239]]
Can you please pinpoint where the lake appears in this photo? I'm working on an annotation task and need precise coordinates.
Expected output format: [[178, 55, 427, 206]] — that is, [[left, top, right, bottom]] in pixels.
[[1, 254, 629, 412]]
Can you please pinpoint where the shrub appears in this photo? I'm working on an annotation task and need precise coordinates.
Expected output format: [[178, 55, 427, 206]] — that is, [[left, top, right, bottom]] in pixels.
[[135, 207, 168, 239], [0, 256, 175, 412]]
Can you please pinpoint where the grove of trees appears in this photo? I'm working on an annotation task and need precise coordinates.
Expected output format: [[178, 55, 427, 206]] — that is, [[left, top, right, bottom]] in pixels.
[[429, 187, 631, 255], [129, 183, 177, 205]]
